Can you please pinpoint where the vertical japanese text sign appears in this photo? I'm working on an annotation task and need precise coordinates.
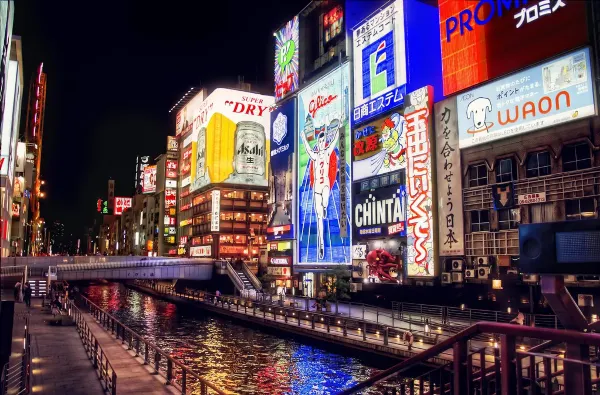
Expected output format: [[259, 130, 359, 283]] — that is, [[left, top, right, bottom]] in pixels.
[[405, 86, 437, 277], [434, 98, 464, 256]]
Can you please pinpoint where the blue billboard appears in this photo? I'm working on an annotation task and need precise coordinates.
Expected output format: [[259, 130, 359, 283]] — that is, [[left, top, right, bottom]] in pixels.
[[267, 98, 296, 240], [347, 0, 443, 125], [457, 48, 596, 148]]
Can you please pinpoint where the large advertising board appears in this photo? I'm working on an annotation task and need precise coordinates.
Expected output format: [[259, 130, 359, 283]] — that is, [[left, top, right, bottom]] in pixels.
[[351, 0, 406, 125], [274, 16, 299, 101], [189, 89, 275, 192], [439, 0, 588, 96], [175, 90, 205, 137], [267, 98, 296, 240], [457, 48, 595, 148], [435, 98, 464, 256], [352, 181, 406, 241], [114, 197, 132, 216], [297, 64, 351, 265], [0, 60, 18, 178], [352, 110, 408, 181], [404, 86, 436, 277], [143, 165, 157, 194], [15, 142, 25, 173], [135, 155, 150, 189]]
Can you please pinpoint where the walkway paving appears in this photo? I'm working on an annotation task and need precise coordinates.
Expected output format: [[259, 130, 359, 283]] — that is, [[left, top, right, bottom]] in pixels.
[[79, 309, 178, 394], [26, 300, 105, 395]]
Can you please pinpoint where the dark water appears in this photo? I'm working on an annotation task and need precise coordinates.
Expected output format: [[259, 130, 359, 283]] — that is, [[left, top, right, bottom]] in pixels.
[[83, 283, 385, 394]]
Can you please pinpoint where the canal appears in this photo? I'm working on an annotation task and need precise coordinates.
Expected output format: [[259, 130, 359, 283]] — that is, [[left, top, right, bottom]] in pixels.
[[83, 283, 389, 394]]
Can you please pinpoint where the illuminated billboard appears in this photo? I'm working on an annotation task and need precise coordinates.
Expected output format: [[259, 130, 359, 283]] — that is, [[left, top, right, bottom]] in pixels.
[[175, 90, 205, 137], [267, 98, 296, 240], [114, 197, 132, 216], [135, 155, 150, 189], [352, 110, 408, 181], [15, 142, 25, 173], [297, 64, 351, 265], [404, 86, 436, 277], [352, 181, 406, 241], [457, 48, 595, 148], [439, 0, 588, 96], [189, 89, 274, 192], [274, 16, 299, 101], [143, 165, 157, 194], [351, 0, 406, 124]]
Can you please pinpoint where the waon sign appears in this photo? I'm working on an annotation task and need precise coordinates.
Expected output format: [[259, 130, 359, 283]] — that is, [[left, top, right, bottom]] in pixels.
[[439, 0, 588, 96]]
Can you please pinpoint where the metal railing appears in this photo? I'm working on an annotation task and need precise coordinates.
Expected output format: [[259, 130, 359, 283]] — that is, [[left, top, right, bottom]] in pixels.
[[340, 322, 600, 395], [241, 262, 262, 291], [57, 258, 213, 272], [225, 261, 246, 292], [0, 315, 30, 395], [75, 295, 227, 395], [392, 301, 562, 330], [135, 280, 454, 364], [66, 299, 117, 395]]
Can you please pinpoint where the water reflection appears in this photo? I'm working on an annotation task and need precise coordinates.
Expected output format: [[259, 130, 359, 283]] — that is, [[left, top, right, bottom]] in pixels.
[[84, 283, 380, 394]]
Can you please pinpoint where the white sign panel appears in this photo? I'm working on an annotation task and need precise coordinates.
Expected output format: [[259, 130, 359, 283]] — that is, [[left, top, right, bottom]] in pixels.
[[211, 190, 220, 232], [435, 98, 465, 256], [190, 245, 212, 257], [165, 179, 177, 188], [352, 245, 367, 260], [518, 192, 547, 205], [352, 0, 407, 124]]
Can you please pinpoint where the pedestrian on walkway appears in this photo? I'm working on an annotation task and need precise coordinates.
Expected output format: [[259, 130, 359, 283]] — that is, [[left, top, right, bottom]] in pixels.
[[23, 284, 32, 307]]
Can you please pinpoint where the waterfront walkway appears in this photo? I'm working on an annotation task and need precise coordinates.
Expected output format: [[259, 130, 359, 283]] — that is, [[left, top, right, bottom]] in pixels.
[[79, 309, 178, 394], [25, 300, 105, 395]]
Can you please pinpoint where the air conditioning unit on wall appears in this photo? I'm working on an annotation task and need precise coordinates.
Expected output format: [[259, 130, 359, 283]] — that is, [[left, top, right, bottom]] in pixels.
[[441, 272, 452, 284], [452, 272, 464, 283], [476, 256, 489, 266], [523, 274, 539, 283], [451, 260, 463, 271], [465, 269, 476, 279], [478, 267, 491, 280]]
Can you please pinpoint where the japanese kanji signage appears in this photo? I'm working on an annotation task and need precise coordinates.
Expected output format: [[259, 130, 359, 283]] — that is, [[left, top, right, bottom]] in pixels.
[[274, 16, 299, 101], [405, 86, 437, 277], [434, 98, 464, 257], [211, 190, 220, 232], [439, 0, 588, 96], [166, 159, 178, 179], [190, 245, 212, 257], [352, 0, 406, 125], [165, 189, 176, 208], [518, 192, 546, 205], [143, 165, 157, 194], [352, 110, 407, 181], [114, 197, 132, 216], [457, 48, 595, 148]]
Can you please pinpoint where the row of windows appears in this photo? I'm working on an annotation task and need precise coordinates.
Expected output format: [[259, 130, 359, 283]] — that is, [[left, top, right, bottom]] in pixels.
[[192, 212, 267, 224], [470, 198, 596, 232], [468, 142, 592, 188], [192, 190, 266, 206]]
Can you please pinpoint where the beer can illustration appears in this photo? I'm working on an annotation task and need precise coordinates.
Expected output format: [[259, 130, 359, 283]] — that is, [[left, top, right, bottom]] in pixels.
[[233, 121, 266, 177]]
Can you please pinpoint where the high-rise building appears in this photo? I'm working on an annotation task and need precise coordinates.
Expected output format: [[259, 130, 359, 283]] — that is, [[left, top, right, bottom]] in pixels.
[[0, 33, 24, 257], [49, 220, 65, 255], [23, 62, 47, 256]]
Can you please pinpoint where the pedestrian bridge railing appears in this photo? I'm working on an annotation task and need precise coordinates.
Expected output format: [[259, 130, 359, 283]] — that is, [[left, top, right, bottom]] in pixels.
[[67, 300, 117, 395], [57, 258, 212, 271], [75, 295, 227, 395]]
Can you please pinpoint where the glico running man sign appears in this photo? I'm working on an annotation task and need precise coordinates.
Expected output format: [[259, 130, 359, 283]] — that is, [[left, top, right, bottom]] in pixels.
[[297, 64, 351, 265]]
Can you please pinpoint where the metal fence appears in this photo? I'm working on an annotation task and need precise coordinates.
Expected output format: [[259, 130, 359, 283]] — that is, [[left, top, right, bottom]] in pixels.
[[0, 315, 30, 395], [67, 300, 117, 395], [75, 296, 226, 395]]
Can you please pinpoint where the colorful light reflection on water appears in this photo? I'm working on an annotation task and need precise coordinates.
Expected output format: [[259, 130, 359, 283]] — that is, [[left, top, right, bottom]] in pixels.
[[84, 283, 381, 394]]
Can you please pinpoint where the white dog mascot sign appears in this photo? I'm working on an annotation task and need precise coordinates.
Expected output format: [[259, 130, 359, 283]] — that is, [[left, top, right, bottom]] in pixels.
[[466, 97, 493, 134]]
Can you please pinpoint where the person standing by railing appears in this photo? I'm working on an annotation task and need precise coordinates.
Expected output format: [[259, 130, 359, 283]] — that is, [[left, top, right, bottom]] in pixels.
[[23, 284, 32, 307], [13, 281, 22, 302]]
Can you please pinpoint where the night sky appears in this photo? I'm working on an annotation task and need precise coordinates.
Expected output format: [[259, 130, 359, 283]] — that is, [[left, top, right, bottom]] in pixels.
[[13, 0, 307, 240]]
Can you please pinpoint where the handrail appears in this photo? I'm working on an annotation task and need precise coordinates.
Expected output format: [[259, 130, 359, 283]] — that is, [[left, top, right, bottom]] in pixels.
[[57, 258, 213, 271], [0, 314, 30, 395], [76, 294, 227, 395], [225, 262, 246, 292], [67, 300, 117, 395], [241, 262, 262, 290], [339, 321, 600, 394], [135, 280, 450, 362]]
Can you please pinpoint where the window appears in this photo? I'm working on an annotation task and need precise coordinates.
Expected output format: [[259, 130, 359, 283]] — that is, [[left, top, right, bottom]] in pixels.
[[471, 210, 490, 232], [249, 213, 266, 223], [469, 164, 488, 187], [563, 142, 591, 172], [222, 190, 245, 199], [565, 198, 595, 220], [498, 209, 519, 230], [526, 151, 551, 178], [496, 158, 517, 183]]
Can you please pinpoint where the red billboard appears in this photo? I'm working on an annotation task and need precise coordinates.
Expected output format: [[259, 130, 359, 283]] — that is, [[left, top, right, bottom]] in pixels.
[[439, 0, 588, 96], [114, 197, 132, 216]]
